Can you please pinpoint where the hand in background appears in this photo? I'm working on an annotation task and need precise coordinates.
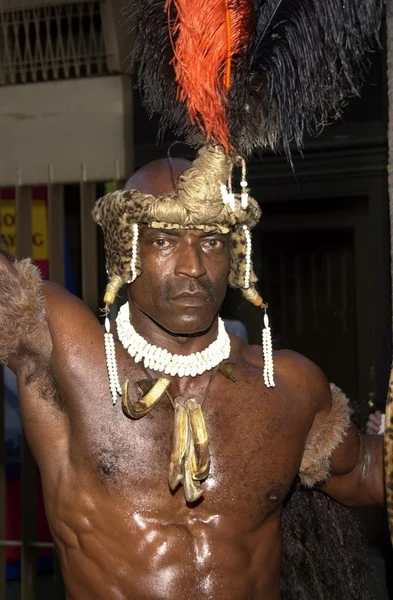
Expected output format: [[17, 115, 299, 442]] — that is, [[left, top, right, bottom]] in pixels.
[[366, 410, 384, 435]]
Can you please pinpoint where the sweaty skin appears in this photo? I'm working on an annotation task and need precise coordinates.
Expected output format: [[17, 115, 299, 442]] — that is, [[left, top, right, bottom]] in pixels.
[[3, 161, 384, 599]]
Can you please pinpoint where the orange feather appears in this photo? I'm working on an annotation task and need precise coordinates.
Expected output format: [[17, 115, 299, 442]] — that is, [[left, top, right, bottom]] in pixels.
[[165, 0, 252, 152]]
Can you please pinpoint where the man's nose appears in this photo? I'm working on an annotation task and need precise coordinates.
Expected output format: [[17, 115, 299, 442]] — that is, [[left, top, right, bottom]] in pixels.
[[175, 242, 207, 278]]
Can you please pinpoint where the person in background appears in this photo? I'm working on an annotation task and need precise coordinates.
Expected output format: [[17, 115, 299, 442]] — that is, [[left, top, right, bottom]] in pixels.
[[366, 329, 391, 436], [223, 319, 248, 344]]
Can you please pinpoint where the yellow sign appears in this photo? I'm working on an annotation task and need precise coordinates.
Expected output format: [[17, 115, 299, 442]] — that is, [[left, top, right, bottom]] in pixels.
[[0, 199, 49, 260]]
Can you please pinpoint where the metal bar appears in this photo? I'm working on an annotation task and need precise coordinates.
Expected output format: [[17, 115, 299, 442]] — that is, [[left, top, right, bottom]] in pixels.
[[15, 185, 38, 600], [80, 181, 98, 313], [0, 540, 54, 548], [48, 183, 65, 286], [22, 437, 38, 600], [15, 186, 32, 258], [0, 365, 5, 600]]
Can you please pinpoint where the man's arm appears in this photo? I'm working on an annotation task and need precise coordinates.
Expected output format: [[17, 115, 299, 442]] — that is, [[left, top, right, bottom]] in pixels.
[[318, 427, 384, 507], [288, 351, 385, 507], [307, 369, 384, 507]]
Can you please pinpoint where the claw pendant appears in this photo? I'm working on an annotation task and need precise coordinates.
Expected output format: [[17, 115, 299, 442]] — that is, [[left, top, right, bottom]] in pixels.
[[122, 377, 171, 419], [168, 397, 210, 503], [169, 397, 189, 490], [185, 398, 210, 481]]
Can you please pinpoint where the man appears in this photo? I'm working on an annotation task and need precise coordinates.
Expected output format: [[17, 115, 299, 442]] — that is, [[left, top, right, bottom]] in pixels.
[[0, 145, 384, 599]]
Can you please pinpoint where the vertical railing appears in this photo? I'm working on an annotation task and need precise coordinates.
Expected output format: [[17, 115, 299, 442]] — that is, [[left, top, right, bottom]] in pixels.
[[80, 179, 98, 311], [48, 182, 65, 287], [15, 186, 38, 600], [0, 365, 5, 600]]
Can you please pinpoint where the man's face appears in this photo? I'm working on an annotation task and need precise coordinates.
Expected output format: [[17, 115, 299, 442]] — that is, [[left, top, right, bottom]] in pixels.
[[129, 227, 230, 335]]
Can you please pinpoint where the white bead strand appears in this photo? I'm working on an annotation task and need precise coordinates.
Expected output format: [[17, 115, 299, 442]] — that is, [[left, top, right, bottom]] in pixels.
[[262, 312, 275, 388], [104, 317, 122, 405], [240, 158, 249, 209], [220, 184, 229, 205], [240, 182, 249, 210], [129, 223, 139, 283], [243, 225, 252, 289]]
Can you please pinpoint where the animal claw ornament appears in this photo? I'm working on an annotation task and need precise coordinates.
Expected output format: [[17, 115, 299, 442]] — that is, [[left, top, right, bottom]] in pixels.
[[168, 396, 210, 503], [183, 436, 204, 503], [169, 398, 189, 491], [217, 361, 236, 381], [186, 398, 210, 481], [121, 377, 171, 419], [121, 373, 216, 503]]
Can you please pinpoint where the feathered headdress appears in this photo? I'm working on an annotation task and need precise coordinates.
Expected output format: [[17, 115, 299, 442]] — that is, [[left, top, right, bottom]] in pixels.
[[131, 0, 383, 157], [95, 2, 384, 501]]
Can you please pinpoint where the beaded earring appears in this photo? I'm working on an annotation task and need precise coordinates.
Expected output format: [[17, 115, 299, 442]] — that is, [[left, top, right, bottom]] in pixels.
[[129, 223, 139, 283], [243, 225, 252, 289], [242, 225, 275, 388], [262, 309, 275, 388], [104, 222, 139, 405], [104, 317, 122, 405]]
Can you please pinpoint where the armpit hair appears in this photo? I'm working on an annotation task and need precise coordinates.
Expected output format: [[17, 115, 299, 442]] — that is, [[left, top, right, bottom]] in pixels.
[[0, 258, 45, 361], [18, 346, 65, 412]]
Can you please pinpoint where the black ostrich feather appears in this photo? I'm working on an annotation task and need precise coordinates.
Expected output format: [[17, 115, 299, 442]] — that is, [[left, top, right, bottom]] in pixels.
[[229, 0, 384, 156], [130, 0, 383, 157]]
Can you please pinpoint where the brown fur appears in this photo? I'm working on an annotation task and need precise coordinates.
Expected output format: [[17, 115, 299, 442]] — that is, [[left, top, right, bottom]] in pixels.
[[0, 259, 44, 361], [299, 384, 351, 486]]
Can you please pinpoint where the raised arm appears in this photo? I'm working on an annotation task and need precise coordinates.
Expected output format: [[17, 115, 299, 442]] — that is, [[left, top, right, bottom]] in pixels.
[[0, 249, 46, 370]]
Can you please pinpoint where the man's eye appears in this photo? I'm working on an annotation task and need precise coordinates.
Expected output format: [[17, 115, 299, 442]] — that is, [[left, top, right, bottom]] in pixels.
[[152, 239, 171, 249], [203, 239, 223, 249]]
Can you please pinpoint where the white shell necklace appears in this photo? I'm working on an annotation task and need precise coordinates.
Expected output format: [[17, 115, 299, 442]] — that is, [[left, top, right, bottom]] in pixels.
[[116, 302, 231, 378]]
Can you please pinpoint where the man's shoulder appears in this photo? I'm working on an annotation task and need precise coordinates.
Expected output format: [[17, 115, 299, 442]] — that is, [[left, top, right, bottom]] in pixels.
[[241, 345, 331, 407], [42, 281, 104, 350], [43, 281, 98, 323], [13, 281, 101, 370], [242, 345, 324, 377]]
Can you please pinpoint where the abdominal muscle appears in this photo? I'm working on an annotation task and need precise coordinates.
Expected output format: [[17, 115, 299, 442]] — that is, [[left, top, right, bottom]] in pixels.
[[50, 483, 282, 600]]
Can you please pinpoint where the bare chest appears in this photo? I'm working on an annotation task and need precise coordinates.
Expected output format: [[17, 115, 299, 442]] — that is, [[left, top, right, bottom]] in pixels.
[[21, 334, 311, 524], [65, 359, 306, 522]]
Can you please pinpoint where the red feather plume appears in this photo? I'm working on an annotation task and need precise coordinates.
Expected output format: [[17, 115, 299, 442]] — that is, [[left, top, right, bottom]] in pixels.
[[165, 0, 252, 152]]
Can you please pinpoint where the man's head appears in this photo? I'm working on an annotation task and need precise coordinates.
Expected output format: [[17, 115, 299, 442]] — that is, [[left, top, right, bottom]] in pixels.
[[124, 157, 190, 196], [92, 145, 264, 328], [124, 159, 229, 334]]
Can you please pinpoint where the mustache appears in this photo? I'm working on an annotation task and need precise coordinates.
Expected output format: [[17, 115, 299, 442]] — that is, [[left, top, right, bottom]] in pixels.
[[161, 279, 215, 301]]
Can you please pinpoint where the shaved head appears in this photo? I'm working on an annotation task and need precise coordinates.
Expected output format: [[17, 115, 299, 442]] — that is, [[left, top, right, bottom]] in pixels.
[[124, 158, 191, 196]]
